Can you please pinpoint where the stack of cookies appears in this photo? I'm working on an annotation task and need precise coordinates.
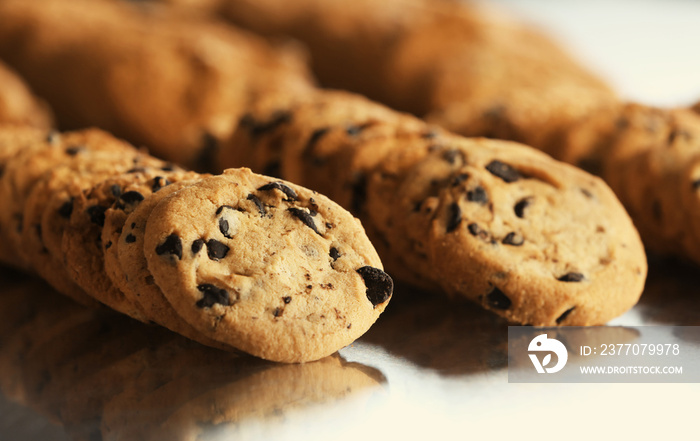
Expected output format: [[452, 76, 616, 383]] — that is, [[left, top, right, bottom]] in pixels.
[[0, 127, 393, 362], [0, 0, 657, 363], [190, 0, 700, 269]]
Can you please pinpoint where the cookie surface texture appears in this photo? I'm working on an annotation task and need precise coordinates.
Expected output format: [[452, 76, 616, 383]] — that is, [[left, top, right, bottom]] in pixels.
[[144, 168, 392, 362]]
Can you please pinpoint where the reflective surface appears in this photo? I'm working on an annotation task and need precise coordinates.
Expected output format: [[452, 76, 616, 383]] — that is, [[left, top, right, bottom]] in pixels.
[[4, 1, 700, 439], [1, 259, 700, 440]]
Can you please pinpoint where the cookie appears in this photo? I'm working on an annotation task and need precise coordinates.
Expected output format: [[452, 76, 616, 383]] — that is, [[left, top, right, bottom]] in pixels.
[[213, 90, 647, 325], [101, 167, 193, 300], [0, 129, 134, 270], [0, 60, 53, 130], [0, 126, 49, 268], [62, 168, 178, 322], [595, 104, 700, 264], [392, 137, 646, 325], [143, 168, 392, 362], [0, 0, 314, 169], [21, 148, 168, 308], [0, 125, 391, 362], [116, 178, 232, 349], [185, 0, 616, 161]]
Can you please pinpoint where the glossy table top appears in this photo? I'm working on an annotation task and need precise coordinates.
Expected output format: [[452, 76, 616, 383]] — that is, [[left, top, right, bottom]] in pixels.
[[1, 258, 699, 440]]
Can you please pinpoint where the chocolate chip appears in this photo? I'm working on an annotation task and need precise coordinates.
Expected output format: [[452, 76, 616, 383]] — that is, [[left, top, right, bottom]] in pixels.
[[206, 239, 229, 260], [273, 307, 283, 317], [356, 266, 393, 307], [125, 234, 136, 244], [581, 188, 594, 198], [219, 218, 232, 239], [126, 167, 146, 174], [196, 284, 230, 308], [151, 176, 171, 192], [86, 205, 107, 227], [247, 194, 265, 215], [215, 205, 235, 215], [668, 129, 691, 144], [306, 127, 329, 152], [155, 234, 182, 260], [502, 232, 524, 246], [257, 181, 297, 201], [514, 198, 531, 218], [350, 173, 367, 214], [119, 191, 145, 206], [110, 185, 122, 198], [65, 145, 85, 156], [487, 288, 511, 310], [558, 272, 584, 282], [240, 110, 292, 137], [442, 149, 463, 164], [556, 307, 575, 324], [283, 296, 292, 304], [446, 202, 462, 233], [58, 199, 73, 219], [451, 173, 469, 186], [288, 208, 321, 235], [467, 223, 487, 239], [422, 129, 439, 139], [329, 247, 340, 260], [466, 186, 488, 204], [191, 239, 204, 254], [346, 125, 363, 136], [161, 163, 176, 172], [197, 131, 219, 172], [46, 131, 60, 144], [105, 241, 112, 249], [486, 160, 521, 183], [262, 161, 282, 178]]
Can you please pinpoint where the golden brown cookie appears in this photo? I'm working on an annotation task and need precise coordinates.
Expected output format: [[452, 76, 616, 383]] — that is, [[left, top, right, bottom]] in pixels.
[[0, 0, 314, 168], [215, 90, 647, 325], [143, 169, 392, 362], [0, 60, 53, 130]]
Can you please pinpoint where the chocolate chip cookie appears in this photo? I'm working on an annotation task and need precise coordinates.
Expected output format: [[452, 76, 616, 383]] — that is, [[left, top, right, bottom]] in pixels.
[[143, 168, 392, 362]]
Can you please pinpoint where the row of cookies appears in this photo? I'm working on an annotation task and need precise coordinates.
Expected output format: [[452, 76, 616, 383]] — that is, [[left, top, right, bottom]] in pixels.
[[0, 126, 392, 362], [0, 273, 384, 440], [154, 0, 618, 164], [0, 0, 647, 325], [180, 0, 700, 268]]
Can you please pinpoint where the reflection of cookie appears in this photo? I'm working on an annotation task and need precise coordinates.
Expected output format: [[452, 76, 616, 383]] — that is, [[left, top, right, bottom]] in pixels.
[[144, 169, 392, 362], [138, 355, 384, 441], [0, 272, 386, 441]]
